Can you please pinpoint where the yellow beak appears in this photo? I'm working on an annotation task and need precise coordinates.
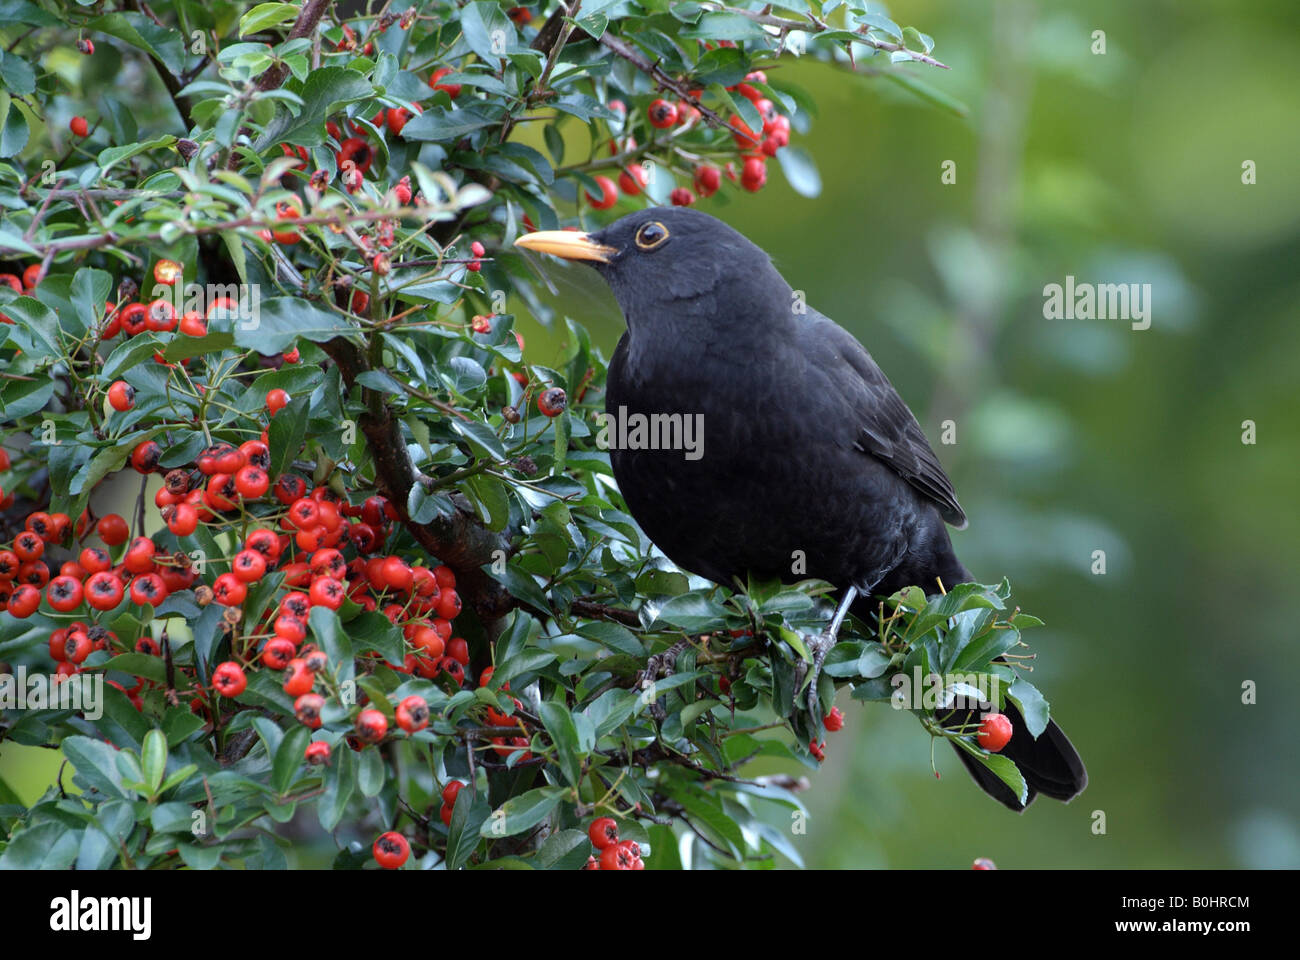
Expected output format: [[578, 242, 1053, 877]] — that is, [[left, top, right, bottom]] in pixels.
[[514, 230, 617, 264]]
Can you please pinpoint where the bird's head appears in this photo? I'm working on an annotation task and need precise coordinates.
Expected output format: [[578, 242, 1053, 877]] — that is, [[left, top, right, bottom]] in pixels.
[[514, 208, 789, 331]]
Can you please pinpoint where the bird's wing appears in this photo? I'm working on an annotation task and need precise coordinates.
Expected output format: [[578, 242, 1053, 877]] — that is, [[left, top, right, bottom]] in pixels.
[[804, 312, 967, 529]]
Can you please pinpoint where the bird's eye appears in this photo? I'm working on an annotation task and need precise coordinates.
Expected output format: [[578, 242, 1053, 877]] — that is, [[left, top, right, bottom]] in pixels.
[[635, 221, 669, 250]]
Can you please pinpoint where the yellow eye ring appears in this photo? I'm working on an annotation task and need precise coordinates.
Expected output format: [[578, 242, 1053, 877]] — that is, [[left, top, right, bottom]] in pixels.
[[635, 221, 669, 249]]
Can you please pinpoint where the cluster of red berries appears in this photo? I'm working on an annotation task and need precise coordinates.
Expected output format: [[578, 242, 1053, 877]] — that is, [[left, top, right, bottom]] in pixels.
[[583, 816, 645, 870], [582, 67, 792, 212], [0, 263, 45, 302], [2, 419, 477, 709], [809, 705, 846, 763]]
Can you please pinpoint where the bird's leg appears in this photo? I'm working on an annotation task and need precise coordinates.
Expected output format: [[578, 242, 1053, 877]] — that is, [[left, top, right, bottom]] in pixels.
[[797, 586, 859, 717], [636, 638, 690, 722]]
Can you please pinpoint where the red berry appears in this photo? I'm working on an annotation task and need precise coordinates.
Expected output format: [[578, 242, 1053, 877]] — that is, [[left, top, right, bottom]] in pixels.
[[599, 839, 642, 870], [428, 67, 461, 98], [96, 513, 130, 546], [585, 175, 618, 210], [305, 741, 332, 765], [266, 389, 290, 415], [46, 575, 84, 613], [294, 692, 325, 727], [84, 572, 124, 610], [372, 831, 409, 869], [5, 584, 40, 618], [693, 164, 721, 198], [977, 713, 1013, 753], [165, 502, 199, 536], [130, 440, 162, 474], [823, 706, 844, 732], [107, 381, 135, 412], [212, 662, 247, 698], [647, 98, 678, 128], [77, 39, 94, 55], [441, 780, 464, 806], [395, 695, 429, 733], [740, 156, 767, 192], [537, 387, 567, 418], [588, 816, 619, 850], [211, 572, 246, 606], [69, 116, 89, 138], [446, 636, 469, 666], [618, 166, 647, 197], [263, 636, 297, 669], [670, 187, 695, 206], [356, 707, 388, 743]]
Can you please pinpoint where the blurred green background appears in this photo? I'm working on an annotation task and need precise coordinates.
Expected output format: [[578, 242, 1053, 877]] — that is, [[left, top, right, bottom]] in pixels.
[[5, 0, 1297, 869], [519, 0, 1300, 867]]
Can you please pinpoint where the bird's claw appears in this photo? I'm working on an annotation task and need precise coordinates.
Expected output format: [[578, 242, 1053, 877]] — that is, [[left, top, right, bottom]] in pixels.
[[636, 641, 688, 724], [799, 629, 836, 718]]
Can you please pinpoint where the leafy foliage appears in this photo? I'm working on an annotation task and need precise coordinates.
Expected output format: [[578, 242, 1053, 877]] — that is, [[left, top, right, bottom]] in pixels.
[[0, 0, 1066, 872]]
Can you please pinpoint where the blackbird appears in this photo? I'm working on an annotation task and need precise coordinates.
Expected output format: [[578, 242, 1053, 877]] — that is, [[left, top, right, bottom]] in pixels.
[[516, 207, 1086, 811]]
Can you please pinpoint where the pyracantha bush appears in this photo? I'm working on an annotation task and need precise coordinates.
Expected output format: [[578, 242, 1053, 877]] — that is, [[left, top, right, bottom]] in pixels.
[[0, 0, 1055, 871]]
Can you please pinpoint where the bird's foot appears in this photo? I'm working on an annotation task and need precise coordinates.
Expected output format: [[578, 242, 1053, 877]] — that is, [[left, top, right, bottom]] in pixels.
[[796, 629, 837, 719], [636, 640, 689, 723]]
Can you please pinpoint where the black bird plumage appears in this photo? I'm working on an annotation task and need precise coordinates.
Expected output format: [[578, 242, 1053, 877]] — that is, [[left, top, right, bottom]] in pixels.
[[516, 207, 1086, 811]]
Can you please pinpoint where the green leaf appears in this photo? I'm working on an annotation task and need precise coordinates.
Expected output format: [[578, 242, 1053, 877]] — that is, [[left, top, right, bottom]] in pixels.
[[348, 611, 407, 666], [69, 267, 112, 340], [259, 67, 375, 147], [449, 418, 506, 461], [538, 701, 582, 786], [309, 604, 351, 666], [96, 135, 177, 176], [240, 2, 301, 36], [98, 653, 168, 683], [0, 49, 36, 96], [574, 620, 644, 658], [235, 297, 360, 354], [0, 0, 62, 27], [486, 562, 551, 614], [358, 747, 385, 797], [141, 728, 167, 794], [87, 13, 187, 74], [446, 787, 488, 870], [0, 97, 32, 158], [776, 145, 822, 198], [0, 377, 54, 421], [0, 296, 61, 358], [683, 12, 769, 42], [62, 735, 129, 799], [400, 105, 502, 142], [268, 395, 310, 482], [272, 724, 312, 795], [879, 69, 969, 119], [0, 822, 74, 869], [459, 1, 518, 63], [956, 739, 1028, 805], [479, 786, 564, 839], [655, 591, 727, 631], [319, 743, 355, 831], [535, 828, 592, 870], [1007, 679, 1050, 738]]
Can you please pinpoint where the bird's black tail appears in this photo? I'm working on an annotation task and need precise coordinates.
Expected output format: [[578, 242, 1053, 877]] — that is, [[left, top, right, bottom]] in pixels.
[[949, 700, 1088, 812]]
